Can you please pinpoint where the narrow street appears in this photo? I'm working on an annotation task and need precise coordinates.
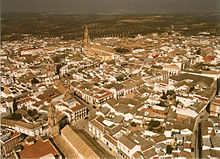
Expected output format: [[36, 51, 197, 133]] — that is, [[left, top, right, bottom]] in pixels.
[[192, 81, 217, 158]]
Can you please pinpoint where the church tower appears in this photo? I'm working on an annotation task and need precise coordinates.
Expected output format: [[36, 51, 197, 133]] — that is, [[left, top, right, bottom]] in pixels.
[[48, 104, 59, 137], [84, 25, 90, 47]]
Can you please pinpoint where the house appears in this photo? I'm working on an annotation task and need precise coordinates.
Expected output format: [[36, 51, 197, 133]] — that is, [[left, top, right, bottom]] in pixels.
[[202, 138, 212, 150], [210, 97, 220, 117], [17, 138, 61, 159], [104, 83, 125, 99], [97, 107, 110, 117], [210, 136, 220, 151], [175, 134, 185, 145], [202, 149, 220, 158], [1, 119, 47, 137], [60, 65, 69, 76], [21, 48, 44, 55], [169, 73, 214, 88], [153, 143, 166, 154], [117, 135, 141, 159], [172, 150, 192, 158], [74, 84, 114, 106], [0, 128, 24, 157], [142, 148, 157, 159], [103, 133, 118, 153], [163, 64, 181, 75], [164, 125, 173, 137], [122, 79, 145, 96], [89, 116, 106, 141], [175, 107, 198, 120], [70, 102, 87, 122]]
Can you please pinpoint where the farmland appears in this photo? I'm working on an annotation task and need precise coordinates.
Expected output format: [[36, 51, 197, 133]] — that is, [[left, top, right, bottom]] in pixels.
[[1, 12, 219, 41]]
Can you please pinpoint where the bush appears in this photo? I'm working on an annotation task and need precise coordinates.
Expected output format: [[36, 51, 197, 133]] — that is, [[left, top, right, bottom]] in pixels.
[[149, 126, 153, 131], [156, 126, 164, 132], [131, 122, 137, 127], [114, 48, 129, 53]]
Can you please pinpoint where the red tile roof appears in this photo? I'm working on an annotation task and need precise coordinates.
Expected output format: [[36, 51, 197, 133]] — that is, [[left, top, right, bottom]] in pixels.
[[9, 132, 20, 139], [94, 91, 113, 99], [213, 99, 220, 105], [203, 56, 215, 62], [19, 139, 59, 158], [70, 103, 86, 112]]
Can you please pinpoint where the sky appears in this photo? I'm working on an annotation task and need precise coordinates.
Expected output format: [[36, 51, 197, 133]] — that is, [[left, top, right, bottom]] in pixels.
[[1, 0, 219, 14]]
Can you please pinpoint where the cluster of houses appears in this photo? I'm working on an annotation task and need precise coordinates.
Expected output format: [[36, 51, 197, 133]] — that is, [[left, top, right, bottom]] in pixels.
[[0, 31, 220, 158]]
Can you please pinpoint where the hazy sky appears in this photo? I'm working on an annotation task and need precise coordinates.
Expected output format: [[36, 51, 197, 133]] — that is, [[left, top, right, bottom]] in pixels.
[[1, 0, 219, 14]]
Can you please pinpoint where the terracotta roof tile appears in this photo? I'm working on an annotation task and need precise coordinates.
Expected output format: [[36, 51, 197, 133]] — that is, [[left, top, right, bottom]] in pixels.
[[19, 139, 60, 158]]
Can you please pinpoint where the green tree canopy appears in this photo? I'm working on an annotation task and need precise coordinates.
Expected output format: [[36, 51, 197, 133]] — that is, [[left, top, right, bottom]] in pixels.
[[149, 120, 160, 128], [12, 113, 22, 120], [131, 122, 137, 127], [114, 48, 129, 53], [166, 145, 173, 154]]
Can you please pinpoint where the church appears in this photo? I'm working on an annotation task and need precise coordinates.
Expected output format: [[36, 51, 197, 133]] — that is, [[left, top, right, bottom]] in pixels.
[[83, 25, 119, 61]]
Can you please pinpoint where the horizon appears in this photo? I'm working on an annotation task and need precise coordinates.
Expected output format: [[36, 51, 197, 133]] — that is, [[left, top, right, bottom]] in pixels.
[[1, 0, 219, 14]]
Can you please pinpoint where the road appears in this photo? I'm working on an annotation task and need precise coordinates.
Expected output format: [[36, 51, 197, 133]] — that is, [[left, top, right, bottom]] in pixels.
[[192, 80, 217, 158]]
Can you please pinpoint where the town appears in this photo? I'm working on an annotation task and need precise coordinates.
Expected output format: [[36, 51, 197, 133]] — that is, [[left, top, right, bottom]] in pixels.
[[1, 25, 220, 159]]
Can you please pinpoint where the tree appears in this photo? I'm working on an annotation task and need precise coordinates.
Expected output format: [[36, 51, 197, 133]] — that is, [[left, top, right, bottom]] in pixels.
[[52, 55, 61, 63], [158, 101, 166, 107], [12, 98, 18, 113], [116, 76, 124, 82], [131, 122, 137, 127], [189, 86, 194, 92], [31, 78, 39, 85], [161, 92, 167, 100], [114, 48, 129, 53], [56, 64, 62, 75], [149, 120, 160, 128], [12, 76, 16, 83], [166, 145, 173, 154], [28, 109, 38, 117], [32, 109, 38, 115], [167, 90, 175, 96], [176, 100, 181, 105], [28, 110, 34, 116], [12, 113, 22, 120], [149, 126, 153, 131], [156, 126, 164, 133], [196, 48, 201, 55]]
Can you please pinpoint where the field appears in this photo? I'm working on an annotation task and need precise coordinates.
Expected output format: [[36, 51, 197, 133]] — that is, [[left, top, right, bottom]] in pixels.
[[1, 12, 219, 41]]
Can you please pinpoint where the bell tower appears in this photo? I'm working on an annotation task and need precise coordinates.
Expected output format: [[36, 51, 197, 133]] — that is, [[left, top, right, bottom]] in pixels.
[[83, 25, 90, 48], [48, 104, 59, 137]]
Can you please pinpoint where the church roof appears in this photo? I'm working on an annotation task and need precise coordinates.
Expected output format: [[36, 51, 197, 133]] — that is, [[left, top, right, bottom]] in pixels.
[[61, 125, 113, 159]]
